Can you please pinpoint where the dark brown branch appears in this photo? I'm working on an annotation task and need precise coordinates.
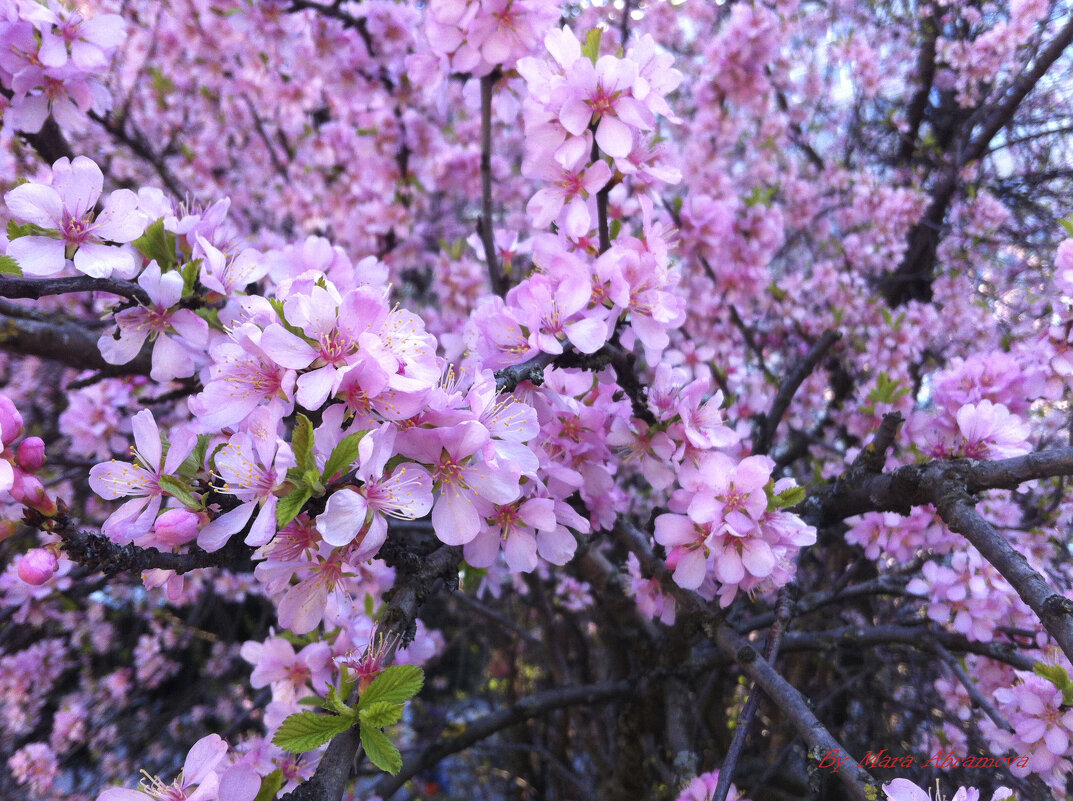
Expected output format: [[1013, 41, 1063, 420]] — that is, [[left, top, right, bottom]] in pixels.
[[799, 425, 1073, 661], [48, 509, 251, 575], [17, 115, 76, 165], [611, 521, 878, 801], [479, 71, 508, 297], [883, 15, 1073, 305], [931, 641, 1013, 733], [801, 445, 1073, 528], [89, 112, 188, 200], [754, 329, 841, 455], [0, 275, 149, 305], [934, 485, 1073, 668], [713, 587, 793, 801], [372, 679, 632, 798], [777, 624, 1037, 671], [0, 301, 152, 377], [713, 625, 878, 801], [494, 351, 558, 393]]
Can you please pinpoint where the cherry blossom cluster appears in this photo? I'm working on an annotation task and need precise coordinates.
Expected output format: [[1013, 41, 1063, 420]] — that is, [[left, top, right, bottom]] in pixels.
[[0, 0, 124, 133], [418, 0, 560, 80], [516, 25, 683, 225]]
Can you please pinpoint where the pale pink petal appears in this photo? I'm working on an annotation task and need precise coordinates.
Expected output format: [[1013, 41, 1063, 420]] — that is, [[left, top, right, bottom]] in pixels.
[[5, 183, 62, 227], [316, 489, 368, 547], [6, 236, 65, 276], [197, 503, 255, 552], [432, 486, 481, 545], [503, 529, 538, 572], [519, 498, 556, 532], [260, 324, 316, 369], [74, 242, 133, 278], [463, 527, 501, 568], [595, 115, 632, 158]]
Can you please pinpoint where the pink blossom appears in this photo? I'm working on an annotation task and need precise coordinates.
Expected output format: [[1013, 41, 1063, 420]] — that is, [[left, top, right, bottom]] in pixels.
[[98, 733, 228, 801], [88, 410, 196, 543], [98, 261, 210, 383], [198, 422, 295, 552], [5, 156, 143, 277], [17, 548, 58, 586]]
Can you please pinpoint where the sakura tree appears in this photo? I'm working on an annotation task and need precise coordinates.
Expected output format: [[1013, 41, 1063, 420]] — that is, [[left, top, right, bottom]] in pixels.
[[1, 1, 1073, 800]]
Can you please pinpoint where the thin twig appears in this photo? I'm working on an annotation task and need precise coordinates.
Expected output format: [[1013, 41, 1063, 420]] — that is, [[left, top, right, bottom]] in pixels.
[[712, 587, 794, 801], [754, 329, 841, 455], [931, 641, 1013, 733], [479, 71, 507, 296]]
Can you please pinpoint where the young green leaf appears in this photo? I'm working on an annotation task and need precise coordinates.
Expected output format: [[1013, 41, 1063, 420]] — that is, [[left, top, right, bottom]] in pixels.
[[358, 664, 424, 708], [768, 485, 806, 511], [0, 255, 22, 276], [132, 218, 178, 269], [272, 711, 356, 753], [322, 431, 367, 481], [253, 769, 284, 801], [358, 700, 405, 729], [276, 486, 312, 528], [292, 414, 316, 474], [360, 724, 403, 775], [7, 220, 51, 240], [325, 686, 352, 716], [581, 28, 602, 64], [158, 475, 202, 510]]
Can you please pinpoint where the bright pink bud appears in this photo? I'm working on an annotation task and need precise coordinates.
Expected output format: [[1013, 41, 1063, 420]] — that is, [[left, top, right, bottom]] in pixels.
[[153, 508, 203, 546], [0, 395, 23, 446], [18, 548, 58, 585], [11, 474, 57, 516], [16, 437, 45, 472]]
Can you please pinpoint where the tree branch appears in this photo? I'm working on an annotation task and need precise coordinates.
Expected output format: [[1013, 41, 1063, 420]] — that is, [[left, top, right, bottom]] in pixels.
[[753, 329, 841, 455], [47, 508, 252, 575], [479, 71, 508, 297], [0, 301, 152, 378], [0, 275, 150, 305], [372, 680, 632, 798]]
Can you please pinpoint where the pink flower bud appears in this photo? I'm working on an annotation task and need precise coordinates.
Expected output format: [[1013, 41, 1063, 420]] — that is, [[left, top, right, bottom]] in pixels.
[[0, 395, 23, 447], [11, 474, 57, 516], [153, 508, 203, 547], [16, 437, 45, 472], [18, 548, 58, 585]]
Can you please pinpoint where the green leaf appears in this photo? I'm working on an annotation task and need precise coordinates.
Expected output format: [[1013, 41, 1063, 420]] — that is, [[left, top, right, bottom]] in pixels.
[[359, 665, 424, 709], [292, 414, 316, 474], [253, 769, 283, 801], [359, 701, 405, 729], [276, 486, 312, 528], [297, 695, 325, 706], [272, 711, 356, 753], [0, 255, 22, 276], [182, 259, 201, 294], [1061, 217, 1073, 237], [1033, 662, 1073, 704], [179, 434, 212, 478], [132, 219, 177, 269], [7, 220, 51, 240], [768, 485, 806, 511], [325, 686, 351, 716], [360, 723, 402, 775], [608, 218, 622, 242], [581, 28, 602, 64], [322, 431, 367, 481], [158, 474, 201, 510]]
